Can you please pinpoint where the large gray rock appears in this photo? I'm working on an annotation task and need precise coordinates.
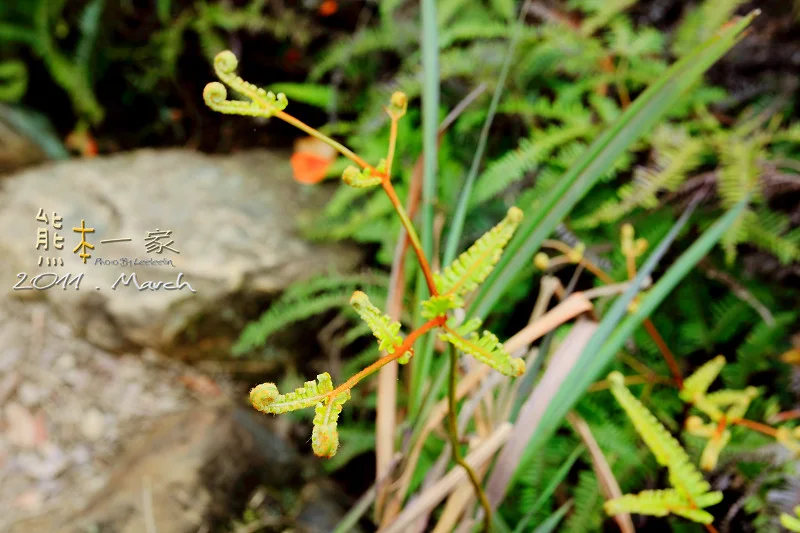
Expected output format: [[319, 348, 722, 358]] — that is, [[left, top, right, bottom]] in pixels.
[[0, 149, 362, 353], [0, 283, 302, 533]]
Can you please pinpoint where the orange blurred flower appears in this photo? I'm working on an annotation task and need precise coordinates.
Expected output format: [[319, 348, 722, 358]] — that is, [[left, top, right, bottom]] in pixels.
[[290, 136, 337, 184], [318, 0, 338, 16]]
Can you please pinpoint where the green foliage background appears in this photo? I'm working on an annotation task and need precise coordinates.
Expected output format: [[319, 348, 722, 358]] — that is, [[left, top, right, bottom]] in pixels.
[[3, 0, 799, 531]]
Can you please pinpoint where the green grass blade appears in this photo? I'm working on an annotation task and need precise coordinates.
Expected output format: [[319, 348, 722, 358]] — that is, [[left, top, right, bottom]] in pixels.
[[468, 11, 758, 320], [410, 0, 440, 413], [531, 500, 573, 533], [490, 513, 514, 533], [512, 445, 584, 533], [420, 0, 439, 262], [510, 197, 748, 485]]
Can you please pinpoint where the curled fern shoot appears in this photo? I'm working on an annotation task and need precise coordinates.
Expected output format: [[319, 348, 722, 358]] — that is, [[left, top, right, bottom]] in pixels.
[[203, 51, 529, 463], [250, 372, 334, 414], [435, 206, 523, 298], [203, 51, 288, 118], [387, 91, 408, 119], [441, 324, 525, 377], [342, 165, 383, 188], [312, 391, 350, 458]]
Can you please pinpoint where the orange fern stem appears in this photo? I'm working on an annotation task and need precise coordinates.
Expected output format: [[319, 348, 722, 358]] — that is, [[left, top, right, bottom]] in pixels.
[[327, 316, 446, 400], [643, 319, 683, 388], [771, 409, 800, 422], [381, 179, 438, 296], [731, 418, 779, 437], [621, 232, 684, 388], [274, 109, 436, 295], [714, 415, 728, 438], [275, 110, 375, 172], [386, 116, 399, 177]]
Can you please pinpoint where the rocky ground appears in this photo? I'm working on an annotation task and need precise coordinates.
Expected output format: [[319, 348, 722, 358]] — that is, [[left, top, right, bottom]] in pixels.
[[0, 148, 364, 532]]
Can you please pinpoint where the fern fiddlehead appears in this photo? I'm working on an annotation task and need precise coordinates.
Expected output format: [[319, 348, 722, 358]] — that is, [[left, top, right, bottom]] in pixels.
[[205, 50, 526, 463]]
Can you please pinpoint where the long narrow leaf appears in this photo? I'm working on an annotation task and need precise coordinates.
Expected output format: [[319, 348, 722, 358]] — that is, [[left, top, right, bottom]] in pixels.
[[532, 500, 573, 533], [410, 0, 441, 414], [486, 318, 600, 507], [512, 445, 585, 533], [468, 11, 758, 320]]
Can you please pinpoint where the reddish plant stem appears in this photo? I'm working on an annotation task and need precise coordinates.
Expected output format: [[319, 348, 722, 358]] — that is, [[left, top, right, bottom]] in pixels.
[[327, 316, 446, 399], [386, 116, 399, 176], [731, 418, 779, 437], [643, 320, 683, 388], [381, 178, 438, 296], [714, 415, 728, 438], [275, 110, 375, 171], [771, 409, 800, 422], [275, 108, 435, 296], [623, 243, 683, 387]]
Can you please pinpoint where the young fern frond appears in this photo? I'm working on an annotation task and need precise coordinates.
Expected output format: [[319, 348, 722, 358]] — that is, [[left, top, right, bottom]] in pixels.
[[605, 489, 721, 524], [420, 294, 461, 319], [203, 51, 288, 118], [435, 207, 523, 298], [704, 387, 759, 420], [679, 355, 726, 402], [685, 416, 732, 471], [250, 372, 334, 414], [350, 291, 409, 359], [607, 372, 714, 499], [440, 324, 525, 377], [250, 372, 350, 458], [679, 355, 760, 470], [312, 390, 350, 458], [204, 51, 529, 464], [342, 161, 386, 188]]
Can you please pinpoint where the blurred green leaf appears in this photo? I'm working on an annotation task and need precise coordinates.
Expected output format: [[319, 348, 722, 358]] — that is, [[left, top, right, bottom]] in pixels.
[[0, 61, 28, 102], [469, 11, 758, 320]]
